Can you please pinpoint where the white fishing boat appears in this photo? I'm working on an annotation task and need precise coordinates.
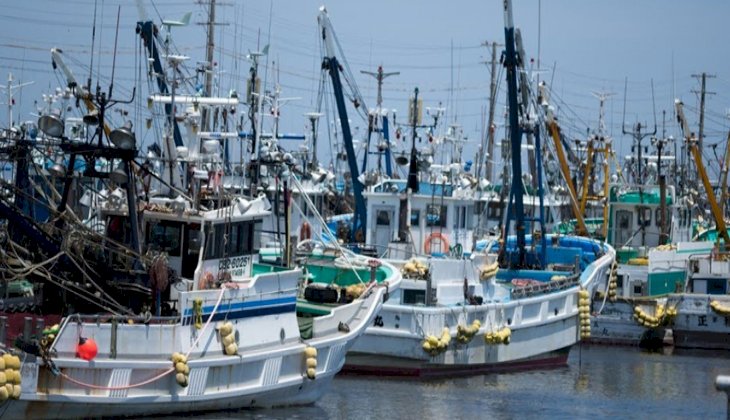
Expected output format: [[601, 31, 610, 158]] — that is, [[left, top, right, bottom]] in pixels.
[[344, 236, 613, 376], [661, 241, 730, 350], [2, 193, 399, 418], [337, 0, 614, 376]]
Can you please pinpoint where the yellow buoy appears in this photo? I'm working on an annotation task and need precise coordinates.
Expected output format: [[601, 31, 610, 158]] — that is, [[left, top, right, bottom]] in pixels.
[[225, 343, 238, 356], [175, 373, 188, 387], [175, 362, 187, 374], [304, 347, 317, 358], [222, 334, 236, 347]]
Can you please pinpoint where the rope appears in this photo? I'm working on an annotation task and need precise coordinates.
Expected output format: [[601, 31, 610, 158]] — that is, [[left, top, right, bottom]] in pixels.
[[594, 264, 613, 315], [55, 286, 228, 391], [193, 299, 203, 330]]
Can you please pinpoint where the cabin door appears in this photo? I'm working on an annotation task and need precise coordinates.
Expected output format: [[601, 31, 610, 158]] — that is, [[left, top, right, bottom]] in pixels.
[[372, 207, 394, 253], [615, 209, 634, 246], [181, 224, 201, 278]]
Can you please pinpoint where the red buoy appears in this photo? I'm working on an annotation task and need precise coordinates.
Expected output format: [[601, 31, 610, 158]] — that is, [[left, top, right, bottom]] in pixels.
[[77, 337, 98, 361]]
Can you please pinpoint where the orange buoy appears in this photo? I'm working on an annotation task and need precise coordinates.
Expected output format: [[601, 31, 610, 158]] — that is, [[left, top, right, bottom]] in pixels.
[[423, 233, 450, 255], [77, 337, 98, 361]]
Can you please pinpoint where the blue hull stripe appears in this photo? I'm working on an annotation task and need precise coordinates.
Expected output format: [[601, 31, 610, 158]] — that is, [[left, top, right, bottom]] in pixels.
[[182, 296, 297, 325], [182, 303, 296, 325]]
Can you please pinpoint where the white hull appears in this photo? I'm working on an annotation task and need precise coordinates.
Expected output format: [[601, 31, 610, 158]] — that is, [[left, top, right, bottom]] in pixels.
[[346, 242, 614, 376], [588, 299, 671, 347], [5, 267, 394, 419], [671, 293, 730, 350], [346, 302, 577, 376]]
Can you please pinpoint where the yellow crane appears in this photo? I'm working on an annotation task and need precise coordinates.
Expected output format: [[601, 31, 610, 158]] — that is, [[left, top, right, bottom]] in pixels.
[[675, 99, 730, 244], [539, 83, 588, 236]]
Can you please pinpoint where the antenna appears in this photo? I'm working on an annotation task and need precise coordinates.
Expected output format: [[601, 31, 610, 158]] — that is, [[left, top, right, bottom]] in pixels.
[[109, 5, 121, 99], [590, 91, 615, 136], [651, 78, 658, 134], [621, 77, 628, 135], [88, 0, 98, 91]]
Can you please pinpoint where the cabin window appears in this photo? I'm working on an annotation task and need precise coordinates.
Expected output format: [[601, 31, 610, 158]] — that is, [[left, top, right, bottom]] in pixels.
[[474, 201, 486, 216], [402, 289, 426, 305], [206, 224, 225, 259], [411, 209, 421, 227], [637, 206, 651, 227], [454, 206, 467, 229], [186, 225, 202, 254], [146, 221, 182, 257], [205, 221, 261, 258], [655, 208, 668, 227], [376, 210, 391, 226], [487, 202, 503, 220], [616, 210, 633, 245], [426, 205, 447, 227], [633, 284, 643, 295], [252, 220, 262, 251]]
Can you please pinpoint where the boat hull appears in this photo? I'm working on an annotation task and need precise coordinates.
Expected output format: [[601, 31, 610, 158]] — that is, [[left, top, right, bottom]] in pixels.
[[671, 293, 730, 350], [588, 300, 672, 347], [345, 236, 614, 377], [4, 272, 395, 419], [6, 372, 334, 419], [345, 297, 581, 378], [342, 347, 571, 378]]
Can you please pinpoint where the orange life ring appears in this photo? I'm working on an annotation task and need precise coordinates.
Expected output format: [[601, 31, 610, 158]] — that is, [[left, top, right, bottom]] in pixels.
[[300, 222, 312, 241], [423, 233, 449, 255]]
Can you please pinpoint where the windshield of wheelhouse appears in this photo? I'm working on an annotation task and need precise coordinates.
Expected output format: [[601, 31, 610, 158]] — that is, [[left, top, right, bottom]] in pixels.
[[202, 219, 263, 279]]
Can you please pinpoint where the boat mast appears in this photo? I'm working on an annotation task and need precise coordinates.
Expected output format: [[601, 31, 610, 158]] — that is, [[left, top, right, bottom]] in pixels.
[[3, 73, 33, 131], [500, 0, 528, 266], [483, 41, 500, 183], [361, 66, 399, 177], [318, 7, 367, 241], [201, 0, 217, 132]]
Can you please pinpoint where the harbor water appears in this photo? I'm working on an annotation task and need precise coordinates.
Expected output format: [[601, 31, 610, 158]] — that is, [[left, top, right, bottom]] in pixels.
[[192, 345, 730, 419]]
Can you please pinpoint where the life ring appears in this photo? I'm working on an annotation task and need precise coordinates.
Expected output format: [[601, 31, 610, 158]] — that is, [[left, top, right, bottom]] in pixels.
[[423, 233, 449, 255], [300, 222, 312, 241], [198, 271, 215, 290]]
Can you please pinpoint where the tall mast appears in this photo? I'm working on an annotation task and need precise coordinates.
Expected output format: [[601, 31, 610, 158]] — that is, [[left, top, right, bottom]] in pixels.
[[200, 0, 217, 132], [361, 65, 399, 176], [3, 73, 33, 130], [692, 72, 715, 155], [484, 41, 499, 183], [500, 0, 528, 266]]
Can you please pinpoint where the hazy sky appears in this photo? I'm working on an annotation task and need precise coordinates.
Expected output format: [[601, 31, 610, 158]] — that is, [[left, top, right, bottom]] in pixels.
[[2, 0, 729, 175]]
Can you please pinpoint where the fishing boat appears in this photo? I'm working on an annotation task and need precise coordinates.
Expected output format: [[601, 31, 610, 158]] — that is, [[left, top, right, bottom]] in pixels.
[[580, 98, 726, 348], [0, 87, 400, 417], [0, 10, 399, 418], [540, 82, 691, 347], [2, 192, 398, 418], [329, 0, 614, 376]]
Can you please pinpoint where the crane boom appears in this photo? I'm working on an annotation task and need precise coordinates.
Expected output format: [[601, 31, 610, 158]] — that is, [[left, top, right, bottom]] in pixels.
[[540, 83, 588, 236], [318, 7, 366, 241], [676, 99, 729, 244], [51, 48, 110, 137]]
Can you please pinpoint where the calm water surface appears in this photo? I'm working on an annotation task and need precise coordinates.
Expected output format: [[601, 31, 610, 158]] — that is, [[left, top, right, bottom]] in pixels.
[[180, 345, 730, 419]]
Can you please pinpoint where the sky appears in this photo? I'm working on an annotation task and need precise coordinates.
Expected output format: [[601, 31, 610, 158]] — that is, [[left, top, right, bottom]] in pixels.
[[2, 0, 730, 177]]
